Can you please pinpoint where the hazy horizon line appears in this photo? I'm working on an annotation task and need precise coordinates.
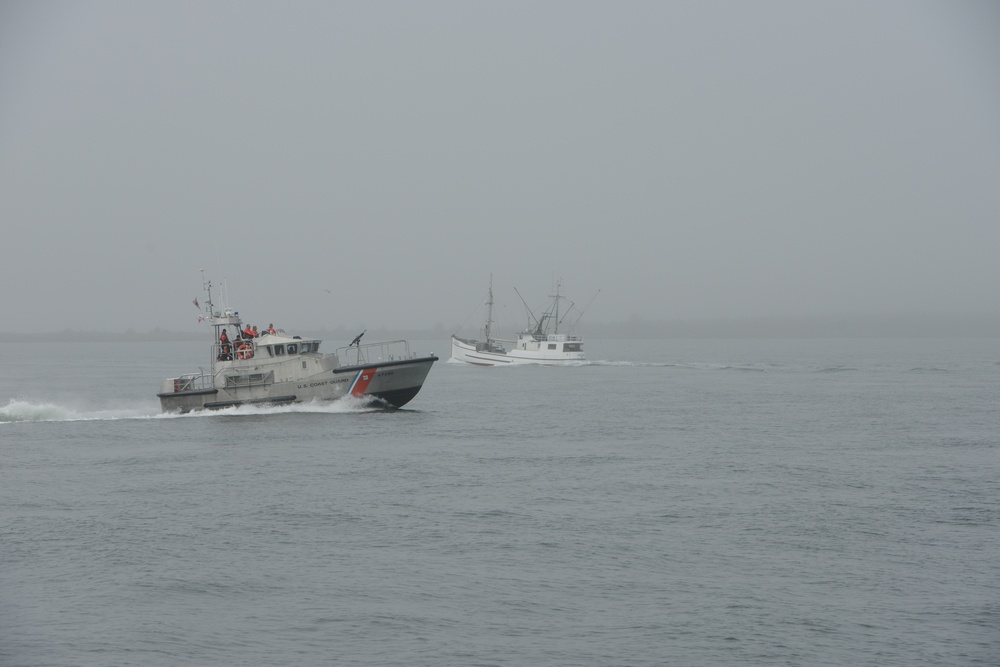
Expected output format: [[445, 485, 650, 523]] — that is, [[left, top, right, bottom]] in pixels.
[[3, 313, 998, 342]]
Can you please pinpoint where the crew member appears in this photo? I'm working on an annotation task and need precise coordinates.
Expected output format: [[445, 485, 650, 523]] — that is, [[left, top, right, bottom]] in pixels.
[[266, 323, 276, 335], [243, 323, 254, 339], [218, 330, 232, 360]]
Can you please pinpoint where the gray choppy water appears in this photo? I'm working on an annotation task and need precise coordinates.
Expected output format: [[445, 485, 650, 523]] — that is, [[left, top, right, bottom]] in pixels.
[[1, 339, 998, 666]]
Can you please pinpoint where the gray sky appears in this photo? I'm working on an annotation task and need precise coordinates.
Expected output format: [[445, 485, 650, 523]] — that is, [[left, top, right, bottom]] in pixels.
[[2, 0, 998, 335]]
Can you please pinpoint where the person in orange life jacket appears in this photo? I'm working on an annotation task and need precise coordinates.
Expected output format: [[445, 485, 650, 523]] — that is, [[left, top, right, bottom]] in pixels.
[[243, 324, 254, 339], [266, 323, 276, 335]]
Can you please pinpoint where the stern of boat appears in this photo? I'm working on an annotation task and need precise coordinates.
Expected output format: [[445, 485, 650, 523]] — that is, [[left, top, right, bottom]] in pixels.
[[157, 373, 217, 413]]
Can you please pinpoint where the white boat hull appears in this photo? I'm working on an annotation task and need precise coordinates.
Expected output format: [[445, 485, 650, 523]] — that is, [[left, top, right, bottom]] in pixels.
[[451, 335, 585, 366]]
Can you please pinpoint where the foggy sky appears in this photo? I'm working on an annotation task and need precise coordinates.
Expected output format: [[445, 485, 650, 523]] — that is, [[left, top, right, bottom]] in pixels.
[[2, 1, 998, 335]]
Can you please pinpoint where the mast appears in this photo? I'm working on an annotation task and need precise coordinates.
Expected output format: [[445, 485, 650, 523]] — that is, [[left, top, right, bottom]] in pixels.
[[199, 269, 242, 371], [484, 274, 494, 343], [553, 278, 561, 335], [202, 269, 214, 318]]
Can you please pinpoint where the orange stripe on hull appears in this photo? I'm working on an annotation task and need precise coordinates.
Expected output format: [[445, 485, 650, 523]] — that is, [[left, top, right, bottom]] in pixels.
[[349, 368, 379, 395]]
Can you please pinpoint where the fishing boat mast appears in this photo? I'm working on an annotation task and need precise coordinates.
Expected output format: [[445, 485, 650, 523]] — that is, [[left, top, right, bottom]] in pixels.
[[483, 274, 495, 344], [552, 279, 561, 335]]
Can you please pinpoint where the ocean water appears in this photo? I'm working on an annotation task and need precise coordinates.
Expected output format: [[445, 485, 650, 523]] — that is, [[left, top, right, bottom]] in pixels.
[[1, 338, 997, 666]]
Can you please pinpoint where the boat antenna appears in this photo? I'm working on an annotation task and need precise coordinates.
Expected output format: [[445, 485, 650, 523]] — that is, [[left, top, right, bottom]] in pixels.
[[200, 268, 215, 316]]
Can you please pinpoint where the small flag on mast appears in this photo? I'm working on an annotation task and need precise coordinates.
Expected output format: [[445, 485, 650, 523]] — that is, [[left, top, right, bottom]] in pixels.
[[193, 298, 200, 309]]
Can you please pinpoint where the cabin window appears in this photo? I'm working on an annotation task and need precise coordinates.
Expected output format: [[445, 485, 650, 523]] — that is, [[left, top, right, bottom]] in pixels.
[[226, 373, 268, 388], [266, 346, 274, 358], [548, 344, 557, 350], [565, 343, 582, 352], [300, 342, 312, 353], [274, 345, 285, 356], [287, 344, 298, 355], [302, 361, 307, 370], [313, 342, 320, 352]]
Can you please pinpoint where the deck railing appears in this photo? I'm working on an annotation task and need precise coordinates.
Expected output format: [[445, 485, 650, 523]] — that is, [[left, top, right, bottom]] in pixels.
[[160, 371, 214, 394], [225, 371, 274, 389], [335, 339, 413, 366]]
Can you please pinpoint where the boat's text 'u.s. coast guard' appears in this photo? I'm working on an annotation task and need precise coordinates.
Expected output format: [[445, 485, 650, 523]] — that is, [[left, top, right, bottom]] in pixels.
[[157, 277, 437, 413]]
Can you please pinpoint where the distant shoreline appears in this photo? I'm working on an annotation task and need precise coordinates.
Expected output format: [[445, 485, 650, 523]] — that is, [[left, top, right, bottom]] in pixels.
[[3, 314, 997, 342]]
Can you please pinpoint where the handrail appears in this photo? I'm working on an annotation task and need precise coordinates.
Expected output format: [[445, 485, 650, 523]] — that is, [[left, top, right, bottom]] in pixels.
[[522, 333, 583, 342], [160, 372, 214, 394], [225, 371, 274, 389], [335, 339, 413, 366], [213, 339, 257, 362]]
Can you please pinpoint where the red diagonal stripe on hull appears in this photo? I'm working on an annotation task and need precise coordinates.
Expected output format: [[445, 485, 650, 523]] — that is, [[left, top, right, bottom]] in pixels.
[[350, 368, 379, 395]]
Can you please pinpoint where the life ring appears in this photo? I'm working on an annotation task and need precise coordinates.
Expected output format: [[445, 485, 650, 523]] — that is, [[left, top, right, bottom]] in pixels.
[[237, 344, 253, 360]]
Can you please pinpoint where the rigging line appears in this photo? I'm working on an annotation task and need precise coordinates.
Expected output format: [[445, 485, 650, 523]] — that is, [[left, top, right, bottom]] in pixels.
[[513, 287, 538, 329], [570, 289, 601, 330], [557, 300, 577, 327], [453, 287, 491, 335]]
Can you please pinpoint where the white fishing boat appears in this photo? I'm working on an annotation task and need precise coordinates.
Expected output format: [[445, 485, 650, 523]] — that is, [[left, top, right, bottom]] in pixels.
[[451, 277, 588, 366], [157, 277, 437, 413]]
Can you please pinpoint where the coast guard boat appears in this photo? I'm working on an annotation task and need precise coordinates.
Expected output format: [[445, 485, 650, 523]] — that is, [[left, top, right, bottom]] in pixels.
[[451, 277, 589, 366], [158, 278, 437, 413]]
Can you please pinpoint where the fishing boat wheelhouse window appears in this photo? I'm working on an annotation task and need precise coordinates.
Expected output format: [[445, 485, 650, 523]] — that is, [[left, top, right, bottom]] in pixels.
[[548, 344, 557, 350], [300, 342, 312, 353], [565, 343, 582, 352], [287, 344, 298, 355], [274, 345, 285, 356]]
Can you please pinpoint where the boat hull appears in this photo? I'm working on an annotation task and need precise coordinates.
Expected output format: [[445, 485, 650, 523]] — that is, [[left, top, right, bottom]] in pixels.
[[158, 355, 437, 413], [451, 336, 585, 366]]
